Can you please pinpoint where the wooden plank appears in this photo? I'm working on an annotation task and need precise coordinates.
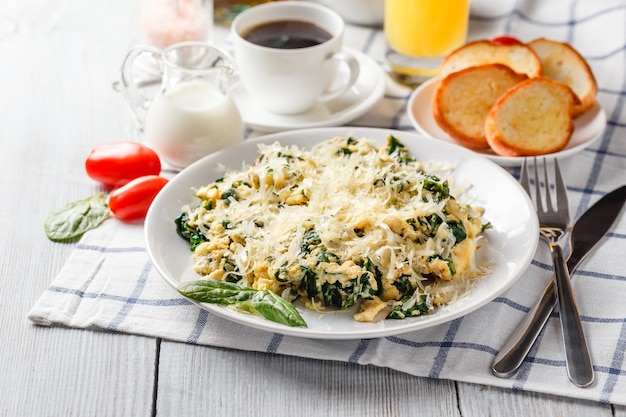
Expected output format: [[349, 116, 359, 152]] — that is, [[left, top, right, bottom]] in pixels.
[[457, 382, 614, 417], [0, 109, 157, 415], [157, 340, 621, 417], [156, 341, 461, 417], [1, 329, 156, 416], [0, 1, 157, 415]]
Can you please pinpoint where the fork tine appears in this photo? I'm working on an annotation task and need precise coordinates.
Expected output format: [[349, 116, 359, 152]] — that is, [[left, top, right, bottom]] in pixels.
[[541, 158, 554, 212], [533, 157, 544, 211], [553, 159, 569, 215]]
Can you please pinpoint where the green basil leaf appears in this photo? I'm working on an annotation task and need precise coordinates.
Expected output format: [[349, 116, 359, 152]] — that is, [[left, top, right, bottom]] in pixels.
[[252, 289, 307, 328], [178, 280, 307, 328], [44, 193, 110, 242], [177, 280, 256, 305]]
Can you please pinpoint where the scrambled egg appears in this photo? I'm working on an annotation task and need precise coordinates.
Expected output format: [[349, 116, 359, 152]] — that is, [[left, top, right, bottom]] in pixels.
[[176, 136, 490, 322]]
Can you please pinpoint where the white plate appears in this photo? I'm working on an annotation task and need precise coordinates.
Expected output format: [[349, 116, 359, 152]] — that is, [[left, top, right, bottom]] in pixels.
[[407, 78, 607, 167], [145, 127, 539, 339], [231, 48, 385, 133]]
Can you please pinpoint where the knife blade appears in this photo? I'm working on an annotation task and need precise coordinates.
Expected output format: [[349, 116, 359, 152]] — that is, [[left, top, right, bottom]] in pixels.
[[492, 185, 626, 378]]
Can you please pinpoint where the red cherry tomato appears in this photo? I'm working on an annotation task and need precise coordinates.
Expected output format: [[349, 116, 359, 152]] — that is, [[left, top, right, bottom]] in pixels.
[[109, 175, 168, 221], [490, 36, 522, 46], [85, 142, 161, 187]]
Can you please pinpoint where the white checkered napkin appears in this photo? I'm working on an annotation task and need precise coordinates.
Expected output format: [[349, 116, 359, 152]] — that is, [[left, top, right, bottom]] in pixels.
[[28, 207, 626, 405], [28, 220, 227, 343]]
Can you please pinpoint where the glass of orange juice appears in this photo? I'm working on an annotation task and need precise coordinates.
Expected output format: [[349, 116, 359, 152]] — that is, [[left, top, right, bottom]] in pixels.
[[384, 0, 469, 86]]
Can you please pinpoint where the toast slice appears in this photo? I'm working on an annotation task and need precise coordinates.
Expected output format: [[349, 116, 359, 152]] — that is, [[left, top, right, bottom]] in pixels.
[[528, 38, 597, 117], [485, 77, 580, 156], [432, 64, 528, 149], [440, 40, 542, 78]]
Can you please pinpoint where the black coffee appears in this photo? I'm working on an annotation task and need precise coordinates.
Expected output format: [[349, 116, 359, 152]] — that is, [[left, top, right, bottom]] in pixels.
[[243, 20, 332, 49]]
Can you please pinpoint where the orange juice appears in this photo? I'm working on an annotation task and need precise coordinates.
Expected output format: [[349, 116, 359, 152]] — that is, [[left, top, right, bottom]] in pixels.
[[385, 0, 469, 58]]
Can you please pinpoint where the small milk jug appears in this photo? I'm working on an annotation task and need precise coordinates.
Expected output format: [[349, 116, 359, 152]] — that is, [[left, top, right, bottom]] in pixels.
[[120, 42, 244, 168]]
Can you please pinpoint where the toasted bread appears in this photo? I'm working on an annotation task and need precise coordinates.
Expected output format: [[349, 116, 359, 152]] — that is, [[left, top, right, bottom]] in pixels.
[[485, 77, 580, 156], [528, 38, 597, 117], [432, 64, 528, 149], [440, 40, 542, 78]]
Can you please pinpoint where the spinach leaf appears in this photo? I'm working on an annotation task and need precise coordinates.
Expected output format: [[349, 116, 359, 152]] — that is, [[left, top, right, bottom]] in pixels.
[[175, 211, 208, 251], [446, 219, 467, 242], [386, 135, 414, 163], [423, 175, 450, 200], [387, 294, 433, 320], [300, 228, 321, 254], [178, 280, 307, 328], [386, 135, 403, 155], [44, 194, 110, 242], [303, 266, 320, 298]]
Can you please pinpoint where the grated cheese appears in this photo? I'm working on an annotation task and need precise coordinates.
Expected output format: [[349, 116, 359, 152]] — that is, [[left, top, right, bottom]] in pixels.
[[176, 135, 490, 322]]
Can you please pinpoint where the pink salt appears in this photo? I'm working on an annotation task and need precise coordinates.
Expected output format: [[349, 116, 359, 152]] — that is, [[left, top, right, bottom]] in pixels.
[[140, 0, 211, 48]]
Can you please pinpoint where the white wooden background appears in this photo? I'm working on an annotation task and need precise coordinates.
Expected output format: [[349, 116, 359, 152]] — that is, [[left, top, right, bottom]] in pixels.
[[1, 0, 625, 415]]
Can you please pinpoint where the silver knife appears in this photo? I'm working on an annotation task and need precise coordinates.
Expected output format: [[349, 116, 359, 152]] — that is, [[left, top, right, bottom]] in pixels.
[[492, 185, 626, 378]]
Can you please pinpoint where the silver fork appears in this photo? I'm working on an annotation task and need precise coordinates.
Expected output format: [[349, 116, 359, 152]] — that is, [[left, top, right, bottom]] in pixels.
[[521, 158, 594, 387]]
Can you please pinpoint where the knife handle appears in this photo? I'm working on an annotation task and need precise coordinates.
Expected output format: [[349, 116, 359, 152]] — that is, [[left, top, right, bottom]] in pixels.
[[491, 279, 558, 378], [551, 243, 595, 387]]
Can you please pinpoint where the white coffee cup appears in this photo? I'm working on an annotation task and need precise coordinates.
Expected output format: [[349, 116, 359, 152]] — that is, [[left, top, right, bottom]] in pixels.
[[231, 1, 360, 115]]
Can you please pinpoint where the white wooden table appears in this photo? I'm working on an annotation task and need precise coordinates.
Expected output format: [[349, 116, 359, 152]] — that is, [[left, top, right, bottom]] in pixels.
[[2, 0, 625, 415]]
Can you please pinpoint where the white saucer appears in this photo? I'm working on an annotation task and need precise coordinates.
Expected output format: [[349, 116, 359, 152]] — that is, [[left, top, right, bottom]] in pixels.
[[407, 77, 607, 167], [231, 47, 385, 133]]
